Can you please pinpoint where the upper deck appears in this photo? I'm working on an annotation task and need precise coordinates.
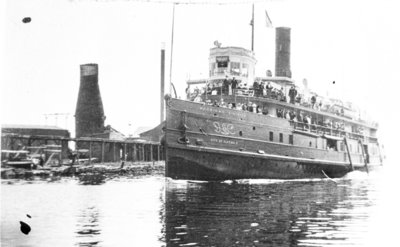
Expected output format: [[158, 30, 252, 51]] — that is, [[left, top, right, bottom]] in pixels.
[[185, 44, 378, 133]]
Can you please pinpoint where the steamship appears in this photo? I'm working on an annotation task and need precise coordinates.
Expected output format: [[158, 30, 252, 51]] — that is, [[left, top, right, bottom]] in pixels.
[[164, 27, 382, 180]]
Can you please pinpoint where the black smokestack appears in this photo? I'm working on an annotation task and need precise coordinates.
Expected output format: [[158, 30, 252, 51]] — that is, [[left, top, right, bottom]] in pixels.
[[275, 27, 291, 78], [75, 64, 105, 138]]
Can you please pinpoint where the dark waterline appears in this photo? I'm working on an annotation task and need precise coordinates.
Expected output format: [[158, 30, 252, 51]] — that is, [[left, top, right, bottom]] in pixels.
[[0, 169, 390, 246]]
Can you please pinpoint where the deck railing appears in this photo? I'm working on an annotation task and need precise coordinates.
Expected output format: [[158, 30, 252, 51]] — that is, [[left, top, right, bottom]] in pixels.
[[289, 121, 376, 142]]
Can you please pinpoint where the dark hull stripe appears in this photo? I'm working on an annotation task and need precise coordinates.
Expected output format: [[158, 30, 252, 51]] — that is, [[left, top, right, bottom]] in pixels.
[[166, 146, 351, 180]]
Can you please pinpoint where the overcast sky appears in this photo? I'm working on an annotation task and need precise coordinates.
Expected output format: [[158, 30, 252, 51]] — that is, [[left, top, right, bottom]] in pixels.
[[2, 0, 400, 158]]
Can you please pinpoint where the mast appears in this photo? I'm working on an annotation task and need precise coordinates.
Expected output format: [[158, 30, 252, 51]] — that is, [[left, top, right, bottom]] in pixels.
[[169, 3, 176, 96], [160, 43, 165, 123], [251, 3, 254, 52]]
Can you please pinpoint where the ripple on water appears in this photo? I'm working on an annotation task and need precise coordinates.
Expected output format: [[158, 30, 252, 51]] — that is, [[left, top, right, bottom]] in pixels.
[[1, 169, 384, 246]]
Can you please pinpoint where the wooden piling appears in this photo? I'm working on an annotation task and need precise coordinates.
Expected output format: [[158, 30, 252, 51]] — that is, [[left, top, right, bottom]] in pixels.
[[76, 140, 80, 162], [58, 139, 62, 165], [133, 144, 137, 162], [101, 141, 105, 163], [89, 141, 92, 165], [124, 143, 127, 162], [141, 144, 145, 161], [150, 144, 153, 162], [158, 145, 161, 161], [112, 142, 116, 162], [343, 137, 354, 171]]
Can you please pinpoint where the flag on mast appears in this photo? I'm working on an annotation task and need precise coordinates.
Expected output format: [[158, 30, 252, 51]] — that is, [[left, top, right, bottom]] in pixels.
[[265, 10, 273, 28]]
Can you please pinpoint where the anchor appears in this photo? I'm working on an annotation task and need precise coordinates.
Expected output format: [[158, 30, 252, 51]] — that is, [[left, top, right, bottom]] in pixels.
[[177, 111, 190, 144]]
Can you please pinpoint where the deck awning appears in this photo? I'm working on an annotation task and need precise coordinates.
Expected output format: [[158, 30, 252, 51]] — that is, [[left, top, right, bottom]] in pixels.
[[293, 129, 320, 138], [256, 76, 294, 86], [323, 134, 343, 141]]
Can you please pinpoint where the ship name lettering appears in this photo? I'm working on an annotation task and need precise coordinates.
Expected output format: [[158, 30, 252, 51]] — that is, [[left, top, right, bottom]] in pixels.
[[210, 138, 238, 145]]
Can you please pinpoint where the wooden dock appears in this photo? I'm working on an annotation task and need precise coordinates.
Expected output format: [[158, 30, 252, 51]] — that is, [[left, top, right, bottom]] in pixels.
[[1, 133, 164, 166]]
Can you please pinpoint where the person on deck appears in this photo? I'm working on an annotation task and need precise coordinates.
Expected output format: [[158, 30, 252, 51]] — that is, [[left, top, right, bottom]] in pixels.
[[185, 85, 191, 99], [278, 87, 285, 101], [289, 86, 297, 104], [311, 95, 316, 109], [223, 76, 229, 95], [289, 110, 296, 121], [262, 106, 269, 115], [266, 82, 273, 98], [253, 80, 260, 97], [231, 77, 238, 91]]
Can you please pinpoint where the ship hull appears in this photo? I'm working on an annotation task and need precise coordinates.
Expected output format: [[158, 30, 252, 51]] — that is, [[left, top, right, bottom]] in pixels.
[[165, 98, 380, 180], [166, 145, 350, 180]]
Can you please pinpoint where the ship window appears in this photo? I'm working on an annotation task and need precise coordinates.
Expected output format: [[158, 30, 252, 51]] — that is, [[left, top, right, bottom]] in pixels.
[[239, 131, 243, 136], [340, 142, 345, 151], [241, 63, 249, 77], [216, 56, 228, 68], [269, 131, 273, 141], [253, 126, 256, 131], [309, 141, 312, 147], [327, 139, 338, 151], [279, 133, 283, 143], [230, 62, 240, 76], [289, 135, 293, 145]]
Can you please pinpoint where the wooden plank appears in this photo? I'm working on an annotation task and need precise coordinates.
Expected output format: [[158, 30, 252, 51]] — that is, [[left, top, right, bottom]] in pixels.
[[1, 150, 29, 153], [44, 153, 57, 166]]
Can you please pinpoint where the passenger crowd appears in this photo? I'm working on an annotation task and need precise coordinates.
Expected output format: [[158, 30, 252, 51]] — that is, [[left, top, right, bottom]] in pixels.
[[207, 98, 351, 133], [188, 76, 349, 118], [186, 76, 370, 135]]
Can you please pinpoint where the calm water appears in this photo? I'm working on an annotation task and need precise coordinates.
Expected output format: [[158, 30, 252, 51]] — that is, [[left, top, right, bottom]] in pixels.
[[1, 168, 397, 246]]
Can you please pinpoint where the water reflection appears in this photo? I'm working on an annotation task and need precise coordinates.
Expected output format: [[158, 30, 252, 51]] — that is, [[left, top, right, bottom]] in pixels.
[[1, 177, 165, 247], [75, 206, 101, 246], [0, 172, 383, 246], [165, 177, 379, 246]]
